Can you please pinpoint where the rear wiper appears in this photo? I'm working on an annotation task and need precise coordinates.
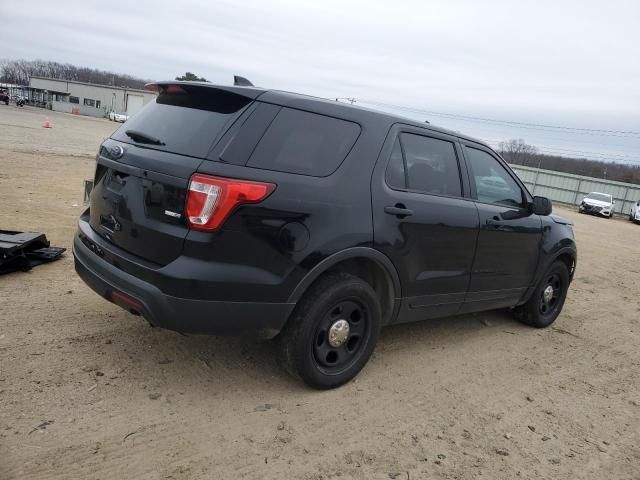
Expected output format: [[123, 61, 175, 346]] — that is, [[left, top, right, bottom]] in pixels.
[[125, 130, 165, 146]]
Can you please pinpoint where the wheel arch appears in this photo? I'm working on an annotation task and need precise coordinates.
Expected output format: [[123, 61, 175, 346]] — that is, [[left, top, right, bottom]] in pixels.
[[537, 246, 577, 283], [518, 245, 576, 307], [554, 250, 577, 280], [287, 247, 401, 325]]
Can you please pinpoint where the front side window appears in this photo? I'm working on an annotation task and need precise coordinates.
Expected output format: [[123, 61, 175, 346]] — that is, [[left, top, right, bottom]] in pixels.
[[84, 98, 96, 107], [399, 133, 461, 197], [465, 147, 523, 207]]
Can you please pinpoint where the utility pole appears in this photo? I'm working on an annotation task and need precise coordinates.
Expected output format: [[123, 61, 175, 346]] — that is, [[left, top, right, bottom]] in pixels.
[[532, 156, 544, 195]]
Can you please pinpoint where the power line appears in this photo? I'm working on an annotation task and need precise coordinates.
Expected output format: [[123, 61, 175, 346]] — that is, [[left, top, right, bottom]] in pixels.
[[356, 99, 640, 138], [483, 140, 640, 161], [536, 151, 640, 165], [485, 142, 640, 165]]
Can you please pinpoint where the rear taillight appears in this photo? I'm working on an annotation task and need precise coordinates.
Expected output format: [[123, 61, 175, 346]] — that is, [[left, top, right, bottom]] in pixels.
[[185, 174, 275, 231]]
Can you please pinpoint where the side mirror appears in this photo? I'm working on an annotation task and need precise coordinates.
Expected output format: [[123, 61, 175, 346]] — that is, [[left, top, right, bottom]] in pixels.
[[532, 196, 552, 216]]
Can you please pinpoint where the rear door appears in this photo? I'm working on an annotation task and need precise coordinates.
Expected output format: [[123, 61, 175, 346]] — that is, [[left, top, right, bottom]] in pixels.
[[372, 125, 479, 322], [459, 143, 542, 312], [90, 84, 256, 264]]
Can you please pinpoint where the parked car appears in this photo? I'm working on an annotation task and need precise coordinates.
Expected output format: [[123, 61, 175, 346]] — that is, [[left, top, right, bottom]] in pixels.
[[0, 89, 9, 105], [73, 81, 577, 389], [108, 111, 129, 123], [578, 192, 615, 217], [629, 200, 640, 223]]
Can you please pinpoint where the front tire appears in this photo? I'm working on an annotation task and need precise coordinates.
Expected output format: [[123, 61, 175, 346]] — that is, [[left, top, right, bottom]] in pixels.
[[514, 261, 570, 328], [278, 273, 381, 389]]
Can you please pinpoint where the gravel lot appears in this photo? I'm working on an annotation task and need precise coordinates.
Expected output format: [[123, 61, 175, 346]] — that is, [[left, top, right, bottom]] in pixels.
[[1, 106, 639, 479]]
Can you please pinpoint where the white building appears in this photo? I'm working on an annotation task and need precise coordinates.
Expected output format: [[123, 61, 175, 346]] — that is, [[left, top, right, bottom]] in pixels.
[[29, 76, 156, 118]]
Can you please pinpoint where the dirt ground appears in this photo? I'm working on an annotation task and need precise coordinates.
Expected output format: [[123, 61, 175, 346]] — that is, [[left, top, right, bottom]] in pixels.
[[1, 106, 639, 480]]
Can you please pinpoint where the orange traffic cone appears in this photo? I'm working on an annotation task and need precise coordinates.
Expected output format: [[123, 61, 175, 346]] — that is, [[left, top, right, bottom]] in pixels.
[[43, 117, 51, 128]]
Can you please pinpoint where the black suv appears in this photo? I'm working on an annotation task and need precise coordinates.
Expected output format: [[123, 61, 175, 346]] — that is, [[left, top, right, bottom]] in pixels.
[[74, 81, 577, 389]]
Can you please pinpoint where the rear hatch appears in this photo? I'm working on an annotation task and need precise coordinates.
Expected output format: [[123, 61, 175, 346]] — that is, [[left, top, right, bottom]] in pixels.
[[89, 83, 257, 264]]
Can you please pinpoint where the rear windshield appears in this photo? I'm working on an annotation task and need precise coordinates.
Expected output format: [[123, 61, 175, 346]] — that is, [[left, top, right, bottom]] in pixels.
[[586, 193, 612, 202], [246, 107, 361, 177], [111, 85, 252, 158]]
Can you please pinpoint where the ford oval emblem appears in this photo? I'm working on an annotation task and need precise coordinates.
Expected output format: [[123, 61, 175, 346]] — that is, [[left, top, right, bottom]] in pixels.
[[110, 145, 125, 159]]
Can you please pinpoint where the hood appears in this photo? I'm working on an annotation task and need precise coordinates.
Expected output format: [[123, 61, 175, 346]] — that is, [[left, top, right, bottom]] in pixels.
[[550, 214, 573, 226], [583, 198, 611, 207]]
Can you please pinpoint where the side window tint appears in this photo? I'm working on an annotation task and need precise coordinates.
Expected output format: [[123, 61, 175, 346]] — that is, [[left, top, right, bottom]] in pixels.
[[385, 138, 405, 189], [219, 103, 280, 165], [401, 134, 461, 197], [465, 147, 523, 207], [247, 108, 361, 177]]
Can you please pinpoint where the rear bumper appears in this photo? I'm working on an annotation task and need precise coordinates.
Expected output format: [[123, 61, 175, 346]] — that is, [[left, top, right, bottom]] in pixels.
[[73, 232, 295, 338]]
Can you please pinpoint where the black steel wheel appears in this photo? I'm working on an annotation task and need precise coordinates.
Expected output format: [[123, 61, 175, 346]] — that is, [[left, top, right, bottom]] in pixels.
[[538, 272, 563, 318], [312, 299, 370, 374], [278, 273, 381, 389], [514, 261, 570, 328]]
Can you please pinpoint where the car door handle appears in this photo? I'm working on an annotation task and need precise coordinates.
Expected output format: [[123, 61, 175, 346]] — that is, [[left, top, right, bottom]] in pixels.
[[485, 218, 513, 231], [384, 204, 414, 217]]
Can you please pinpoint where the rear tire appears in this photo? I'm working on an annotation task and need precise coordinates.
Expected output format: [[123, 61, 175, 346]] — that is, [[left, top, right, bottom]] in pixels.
[[277, 273, 381, 389], [514, 261, 570, 328]]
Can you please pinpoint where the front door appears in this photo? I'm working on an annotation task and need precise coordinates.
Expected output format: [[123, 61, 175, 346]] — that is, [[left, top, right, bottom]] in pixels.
[[460, 144, 542, 313], [372, 126, 479, 323]]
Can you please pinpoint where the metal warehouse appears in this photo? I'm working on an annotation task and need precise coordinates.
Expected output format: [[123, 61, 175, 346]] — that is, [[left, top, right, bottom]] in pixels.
[[29, 76, 156, 118]]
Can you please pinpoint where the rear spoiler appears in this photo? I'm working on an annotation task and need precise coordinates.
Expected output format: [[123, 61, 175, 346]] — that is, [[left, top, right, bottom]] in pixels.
[[145, 81, 265, 100]]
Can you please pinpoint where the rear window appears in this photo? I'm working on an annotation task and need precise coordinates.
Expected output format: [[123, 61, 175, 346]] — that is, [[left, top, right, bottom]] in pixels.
[[111, 85, 252, 158], [246, 108, 361, 177]]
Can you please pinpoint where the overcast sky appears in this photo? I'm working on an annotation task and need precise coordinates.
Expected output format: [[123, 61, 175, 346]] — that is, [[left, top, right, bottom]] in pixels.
[[2, 0, 639, 161]]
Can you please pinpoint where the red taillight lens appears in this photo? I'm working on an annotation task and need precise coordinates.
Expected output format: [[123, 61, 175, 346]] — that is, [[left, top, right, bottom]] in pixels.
[[185, 174, 276, 231]]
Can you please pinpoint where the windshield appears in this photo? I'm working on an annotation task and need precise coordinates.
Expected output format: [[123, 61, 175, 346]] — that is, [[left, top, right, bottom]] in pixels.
[[586, 193, 612, 202]]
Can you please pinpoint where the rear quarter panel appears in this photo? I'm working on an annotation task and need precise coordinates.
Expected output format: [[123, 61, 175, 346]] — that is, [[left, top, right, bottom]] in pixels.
[[179, 117, 391, 303]]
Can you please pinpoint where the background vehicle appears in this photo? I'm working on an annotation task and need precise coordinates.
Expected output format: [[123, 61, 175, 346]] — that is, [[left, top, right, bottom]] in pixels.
[[74, 81, 577, 389], [108, 111, 129, 122], [579, 192, 615, 217], [0, 89, 9, 105], [629, 200, 640, 223]]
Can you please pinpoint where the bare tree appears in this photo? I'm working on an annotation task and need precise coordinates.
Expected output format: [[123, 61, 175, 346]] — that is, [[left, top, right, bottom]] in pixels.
[[498, 139, 539, 166], [496, 138, 640, 185], [0, 58, 152, 89]]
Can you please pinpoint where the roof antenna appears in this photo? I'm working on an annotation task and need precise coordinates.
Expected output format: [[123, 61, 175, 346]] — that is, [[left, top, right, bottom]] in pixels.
[[234, 75, 254, 87]]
